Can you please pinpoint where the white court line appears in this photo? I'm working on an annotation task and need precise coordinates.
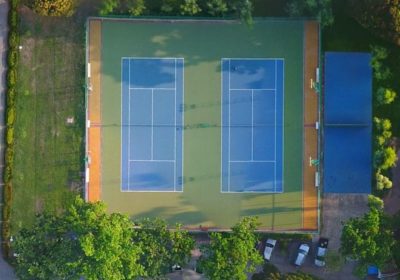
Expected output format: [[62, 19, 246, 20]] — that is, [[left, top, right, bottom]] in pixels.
[[230, 88, 276, 91], [174, 58, 177, 192], [129, 87, 174, 90], [274, 60, 277, 193], [181, 58, 185, 192], [228, 58, 285, 61], [281, 60, 285, 193], [120, 58, 124, 191], [251, 89, 254, 161], [151, 89, 154, 160], [228, 59, 231, 192], [129, 159, 175, 162], [220, 60, 223, 193], [128, 59, 132, 190], [230, 160, 276, 163]]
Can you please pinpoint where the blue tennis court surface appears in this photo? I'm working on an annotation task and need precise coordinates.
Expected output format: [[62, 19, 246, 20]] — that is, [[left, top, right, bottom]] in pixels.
[[221, 58, 284, 193], [121, 58, 183, 192], [324, 52, 372, 194]]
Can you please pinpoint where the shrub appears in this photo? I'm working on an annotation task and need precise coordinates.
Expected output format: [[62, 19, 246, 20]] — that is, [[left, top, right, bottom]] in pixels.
[[8, 9, 18, 28], [98, 0, 118, 15], [5, 147, 14, 167], [376, 87, 397, 105], [127, 0, 146, 16], [7, 69, 17, 87], [206, 0, 228, 16], [32, 0, 76, 17], [7, 88, 16, 107], [8, 31, 18, 49], [375, 171, 393, 190], [10, 0, 19, 9], [6, 107, 15, 127], [6, 128, 14, 146], [7, 49, 18, 67], [3, 183, 12, 211], [180, 0, 202, 15], [370, 45, 391, 81]]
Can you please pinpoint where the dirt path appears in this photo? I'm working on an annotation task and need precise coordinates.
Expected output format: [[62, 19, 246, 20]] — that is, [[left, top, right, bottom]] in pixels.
[[0, 0, 16, 278]]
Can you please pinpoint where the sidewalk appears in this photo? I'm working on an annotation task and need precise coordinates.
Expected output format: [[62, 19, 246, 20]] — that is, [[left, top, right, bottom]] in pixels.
[[0, 0, 17, 278]]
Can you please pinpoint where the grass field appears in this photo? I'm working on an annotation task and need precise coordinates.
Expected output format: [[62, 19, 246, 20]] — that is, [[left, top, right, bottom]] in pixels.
[[93, 18, 306, 230], [10, 9, 85, 232]]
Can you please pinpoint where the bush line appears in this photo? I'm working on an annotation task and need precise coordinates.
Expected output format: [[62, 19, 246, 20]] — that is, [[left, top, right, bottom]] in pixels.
[[2, 0, 19, 261]]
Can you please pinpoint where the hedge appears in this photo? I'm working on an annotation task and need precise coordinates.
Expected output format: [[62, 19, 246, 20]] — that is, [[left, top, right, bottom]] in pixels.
[[2, 0, 19, 261]]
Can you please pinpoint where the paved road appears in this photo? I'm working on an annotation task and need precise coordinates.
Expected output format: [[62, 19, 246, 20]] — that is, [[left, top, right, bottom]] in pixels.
[[0, 0, 17, 278]]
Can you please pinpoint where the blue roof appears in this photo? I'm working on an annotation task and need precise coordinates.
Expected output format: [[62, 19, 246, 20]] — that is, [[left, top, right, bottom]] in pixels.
[[323, 52, 372, 194]]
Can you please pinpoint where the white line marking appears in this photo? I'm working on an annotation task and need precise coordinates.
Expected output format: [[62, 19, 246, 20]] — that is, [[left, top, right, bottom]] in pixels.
[[174, 58, 177, 192], [281, 60, 285, 193], [274, 60, 277, 193], [151, 89, 154, 160], [251, 89, 254, 161], [181, 58, 185, 192], [128, 58, 131, 190], [228, 59, 231, 192], [230, 160, 276, 163], [120, 58, 123, 191], [129, 159, 175, 162], [220, 59, 223, 193], [130, 87, 174, 90], [230, 88, 276, 91]]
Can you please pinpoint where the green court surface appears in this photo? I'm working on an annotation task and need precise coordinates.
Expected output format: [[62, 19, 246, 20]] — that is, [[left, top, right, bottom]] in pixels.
[[100, 19, 304, 230]]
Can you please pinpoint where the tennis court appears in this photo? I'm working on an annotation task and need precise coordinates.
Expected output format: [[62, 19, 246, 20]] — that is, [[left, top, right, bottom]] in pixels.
[[86, 18, 320, 231], [121, 58, 184, 192], [221, 58, 284, 193]]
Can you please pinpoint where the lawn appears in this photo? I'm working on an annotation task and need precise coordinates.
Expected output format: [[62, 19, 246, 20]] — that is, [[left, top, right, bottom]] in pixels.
[[10, 8, 86, 232]]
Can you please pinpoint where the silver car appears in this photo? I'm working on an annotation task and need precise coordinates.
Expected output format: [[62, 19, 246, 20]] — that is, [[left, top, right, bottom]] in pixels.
[[294, 244, 310, 266], [314, 238, 329, 267], [263, 239, 277, 261]]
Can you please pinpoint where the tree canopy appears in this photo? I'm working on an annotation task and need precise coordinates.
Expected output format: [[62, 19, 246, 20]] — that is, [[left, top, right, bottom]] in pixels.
[[14, 197, 144, 280], [133, 218, 194, 277], [199, 217, 263, 280], [32, 0, 76, 16], [13, 197, 195, 279], [285, 0, 333, 27], [340, 198, 394, 269]]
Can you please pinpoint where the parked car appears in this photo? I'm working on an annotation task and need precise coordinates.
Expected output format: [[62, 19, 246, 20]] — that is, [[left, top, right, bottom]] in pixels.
[[263, 239, 277, 261], [314, 238, 329, 267], [294, 244, 310, 266]]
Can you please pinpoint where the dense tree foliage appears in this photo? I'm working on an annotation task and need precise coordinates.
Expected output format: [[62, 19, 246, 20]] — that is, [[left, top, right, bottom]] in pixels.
[[133, 218, 194, 277], [340, 198, 394, 269], [32, 0, 76, 16], [97, 0, 253, 25], [199, 217, 263, 280], [14, 197, 144, 280], [285, 0, 333, 27], [349, 0, 400, 44]]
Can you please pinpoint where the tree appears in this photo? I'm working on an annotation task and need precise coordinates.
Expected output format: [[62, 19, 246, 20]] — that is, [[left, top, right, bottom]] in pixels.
[[370, 45, 391, 81], [14, 197, 145, 280], [376, 87, 397, 105], [349, 0, 400, 45], [375, 171, 393, 190], [374, 146, 397, 170], [206, 0, 228, 16], [127, 0, 146, 16], [285, 0, 333, 28], [180, 0, 202, 15], [98, 0, 118, 15], [32, 0, 76, 16], [340, 204, 394, 269], [199, 217, 263, 280], [227, 0, 253, 26], [133, 218, 195, 277]]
